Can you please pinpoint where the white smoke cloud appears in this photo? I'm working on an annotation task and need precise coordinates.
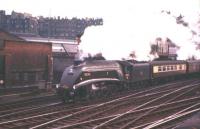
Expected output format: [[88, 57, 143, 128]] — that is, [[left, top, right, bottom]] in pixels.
[[80, 10, 200, 60], [1, 0, 199, 60]]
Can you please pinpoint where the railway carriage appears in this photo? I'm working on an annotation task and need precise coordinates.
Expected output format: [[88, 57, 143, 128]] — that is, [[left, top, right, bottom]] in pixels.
[[150, 60, 187, 79], [132, 63, 150, 82], [186, 60, 200, 78], [130, 63, 150, 87], [187, 60, 200, 74]]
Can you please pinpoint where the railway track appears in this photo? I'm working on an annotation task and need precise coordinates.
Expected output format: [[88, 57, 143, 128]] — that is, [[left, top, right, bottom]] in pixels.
[[91, 82, 200, 129], [0, 85, 39, 95], [143, 103, 200, 129], [0, 78, 195, 117], [55, 82, 200, 129], [0, 93, 59, 111], [33, 82, 200, 129], [0, 79, 199, 129], [58, 96, 200, 129]]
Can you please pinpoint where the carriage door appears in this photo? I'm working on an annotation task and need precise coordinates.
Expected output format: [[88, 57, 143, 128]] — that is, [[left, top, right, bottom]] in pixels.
[[0, 55, 5, 86]]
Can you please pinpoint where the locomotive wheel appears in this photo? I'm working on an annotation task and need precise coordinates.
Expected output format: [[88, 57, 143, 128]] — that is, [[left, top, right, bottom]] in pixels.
[[76, 81, 123, 101], [61, 89, 72, 103], [88, 83, 101, 99], [75, 87, 88, 100], [86, 82, 110, 100]]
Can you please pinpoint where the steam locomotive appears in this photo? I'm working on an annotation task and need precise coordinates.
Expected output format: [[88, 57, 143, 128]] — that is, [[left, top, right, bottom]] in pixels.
[[56, 59, 200, 102]]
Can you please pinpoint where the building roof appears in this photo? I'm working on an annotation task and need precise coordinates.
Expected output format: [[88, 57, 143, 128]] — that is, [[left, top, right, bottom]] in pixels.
[[19, 36, 78, 54], [19, 36, 77, 44], [0, 31, 78, 54], [0, 29, 24, 41], [53, 43, 78, 53]]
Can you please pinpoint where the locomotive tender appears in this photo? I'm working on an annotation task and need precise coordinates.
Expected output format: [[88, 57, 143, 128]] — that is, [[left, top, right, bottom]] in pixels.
[[57, 59, 200, 102]]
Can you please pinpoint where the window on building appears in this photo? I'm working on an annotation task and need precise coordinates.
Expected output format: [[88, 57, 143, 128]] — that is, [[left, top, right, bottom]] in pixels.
[[14, 73, 20, 81], [0, 56, 4, 74], [0, 39, 5, 49], [24, 73, 28, 81], [37, 72, 45, 80], [20, 73, 24, 81], [28, 72, 36, 82]]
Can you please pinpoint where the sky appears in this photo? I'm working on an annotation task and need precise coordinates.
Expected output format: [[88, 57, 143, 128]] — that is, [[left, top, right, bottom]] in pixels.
[[1, 0, 200, 60]]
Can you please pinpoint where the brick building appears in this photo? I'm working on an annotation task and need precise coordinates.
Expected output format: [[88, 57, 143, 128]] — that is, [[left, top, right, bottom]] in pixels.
[[0, 30, 52, 87], [19, 36, 79, 84]]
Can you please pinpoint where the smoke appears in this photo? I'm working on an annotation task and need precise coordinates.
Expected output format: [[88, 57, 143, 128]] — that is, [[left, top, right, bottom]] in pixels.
[[79, 9, 200, 61]]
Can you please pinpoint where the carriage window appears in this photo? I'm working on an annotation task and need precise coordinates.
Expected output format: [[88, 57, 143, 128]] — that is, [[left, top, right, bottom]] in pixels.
[[171, 66, 174, 70], [182, 65, 185, 70], [167, 66, 170, 71], [158, 66, 162, 71], [163, 66, 166, 71], [179, 65, 182, 70], [174, 66, 177, 70]]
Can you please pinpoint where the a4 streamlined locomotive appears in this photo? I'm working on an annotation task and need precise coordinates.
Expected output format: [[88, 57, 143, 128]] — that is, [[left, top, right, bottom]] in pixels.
[[56, 59, 200, 102]]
